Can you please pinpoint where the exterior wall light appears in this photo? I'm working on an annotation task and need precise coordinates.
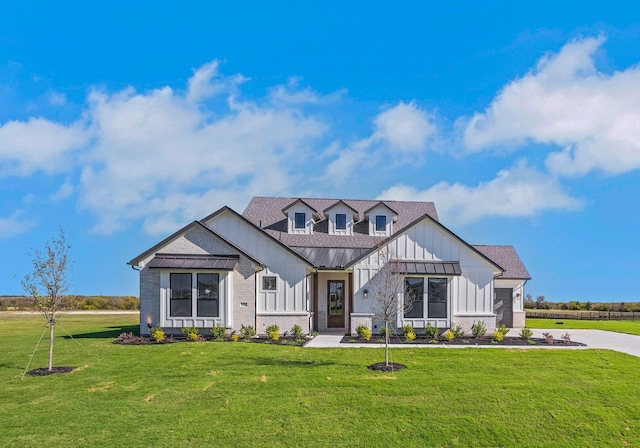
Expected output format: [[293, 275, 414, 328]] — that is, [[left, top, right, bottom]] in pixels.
[[363, 289, 369, 299]]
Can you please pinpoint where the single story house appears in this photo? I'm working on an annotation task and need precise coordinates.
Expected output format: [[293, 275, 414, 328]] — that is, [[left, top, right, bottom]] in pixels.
[[129, 197, 531, 336]]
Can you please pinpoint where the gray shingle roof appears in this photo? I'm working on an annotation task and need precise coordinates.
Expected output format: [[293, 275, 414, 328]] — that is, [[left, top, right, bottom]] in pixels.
[[472, 245, 531, 280], [243, 197, 439, 249]]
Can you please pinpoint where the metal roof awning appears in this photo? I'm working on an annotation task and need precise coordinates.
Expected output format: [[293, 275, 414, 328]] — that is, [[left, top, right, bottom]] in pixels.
[[147, 254, 239, 270], [391, 261, 462, 276], [292, 247, 369, 269]]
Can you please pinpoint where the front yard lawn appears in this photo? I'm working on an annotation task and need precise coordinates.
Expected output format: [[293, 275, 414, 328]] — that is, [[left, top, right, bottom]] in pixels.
[[1, 313, 639, 447], [526, 317, 640, 335]]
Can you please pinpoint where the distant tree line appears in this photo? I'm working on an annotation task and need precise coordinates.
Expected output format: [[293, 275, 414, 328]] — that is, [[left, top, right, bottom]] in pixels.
[[524, 294, 640, 312], [0, 295, 139, 311]]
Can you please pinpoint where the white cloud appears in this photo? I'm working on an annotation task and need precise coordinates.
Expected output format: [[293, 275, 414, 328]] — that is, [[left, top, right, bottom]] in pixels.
[[48, 91, 67, 106], [373, 101, 437, 153], [185, 60, 247, 103], [51, 182, 74, 201], [0, 211, 35, 238], [0, 118, 88, 176], [269, 77, 346, 105], [78, 61, 326, 235], [463, 36, 640, 177], [320, 101, 437, 185], [378, 161, 583, 224]]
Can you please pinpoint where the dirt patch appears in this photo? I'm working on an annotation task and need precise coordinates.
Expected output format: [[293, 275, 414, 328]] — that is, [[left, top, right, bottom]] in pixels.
[[27, 366, 75, 376], [367, 362, 407, 372]]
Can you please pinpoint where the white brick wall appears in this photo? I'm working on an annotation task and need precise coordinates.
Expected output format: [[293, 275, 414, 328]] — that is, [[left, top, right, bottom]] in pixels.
[[138, 225, 258, 335]]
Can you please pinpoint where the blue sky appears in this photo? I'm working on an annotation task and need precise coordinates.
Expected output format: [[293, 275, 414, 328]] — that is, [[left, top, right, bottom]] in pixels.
[[1, 1, 640, 301]]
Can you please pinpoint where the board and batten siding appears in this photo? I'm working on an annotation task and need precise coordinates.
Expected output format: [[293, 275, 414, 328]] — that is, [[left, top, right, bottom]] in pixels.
[[352, 218, 497, 328], [204, 211, 309, 315]]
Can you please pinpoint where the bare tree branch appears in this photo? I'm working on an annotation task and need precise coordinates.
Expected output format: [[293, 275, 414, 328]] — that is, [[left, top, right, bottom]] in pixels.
[[21, 229, 72, 371]]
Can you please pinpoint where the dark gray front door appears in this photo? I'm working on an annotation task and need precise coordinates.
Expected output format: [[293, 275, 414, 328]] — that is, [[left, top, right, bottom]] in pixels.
[[327, 280, 345, 328], [494, 288, 513, 327]]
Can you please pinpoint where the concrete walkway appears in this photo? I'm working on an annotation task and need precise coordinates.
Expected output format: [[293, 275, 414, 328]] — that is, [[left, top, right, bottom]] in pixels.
[[306, 329, 640, 358]]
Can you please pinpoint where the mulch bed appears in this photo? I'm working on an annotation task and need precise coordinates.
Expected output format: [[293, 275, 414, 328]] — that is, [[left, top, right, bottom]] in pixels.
[[27, 366, 75, 376], [341, 335, 586, 347], [113, 332, 309, 346], [367, 362, 407, 372]]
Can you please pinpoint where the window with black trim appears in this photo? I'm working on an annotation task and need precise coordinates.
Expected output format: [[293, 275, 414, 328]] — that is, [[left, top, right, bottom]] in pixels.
[[335, 213, 347, 230], [294, 212, 306, 229], [197, 273, 219, 317], [404, 277, 424, 318], [170, 273, 192, 317], [428, 278, 447, 318], [404, 277, 448, 319], [375, 215, 386, 231], [262, 276, 277, 291]]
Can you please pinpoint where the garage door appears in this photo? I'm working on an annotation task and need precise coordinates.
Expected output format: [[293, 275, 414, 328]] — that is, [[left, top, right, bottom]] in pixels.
[[494, 288, 513, 328]]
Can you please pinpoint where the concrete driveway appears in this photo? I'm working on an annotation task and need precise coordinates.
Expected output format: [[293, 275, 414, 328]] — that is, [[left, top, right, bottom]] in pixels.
[[307, 329, 640, 358]]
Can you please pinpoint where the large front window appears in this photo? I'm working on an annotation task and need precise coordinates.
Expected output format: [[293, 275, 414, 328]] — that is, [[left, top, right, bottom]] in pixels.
[[428, 278, 447, 318], [404, 277, 448, 319], [170, 273, 192, 317], [197, 273, 219, 317], [404, 278, 424, 318], [170, 272, 221, 318]]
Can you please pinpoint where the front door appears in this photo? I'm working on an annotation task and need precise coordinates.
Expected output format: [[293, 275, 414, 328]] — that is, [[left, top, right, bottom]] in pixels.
[[327, 280, 345, 328]]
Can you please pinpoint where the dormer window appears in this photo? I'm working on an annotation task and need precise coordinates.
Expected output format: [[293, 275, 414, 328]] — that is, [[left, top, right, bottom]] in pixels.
[[335, 213, 347, 230], [294, 213, 306, 229], [283, 199, 318, 234], [364, 202, 396, 236]]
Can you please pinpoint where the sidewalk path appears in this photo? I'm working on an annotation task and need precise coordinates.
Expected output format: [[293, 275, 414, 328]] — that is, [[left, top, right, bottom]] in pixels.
[[306, 329, 640, 358]]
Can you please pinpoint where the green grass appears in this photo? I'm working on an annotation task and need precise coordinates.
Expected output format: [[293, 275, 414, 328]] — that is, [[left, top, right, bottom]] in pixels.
[[526, 318, 640, 335], [1, 313, 640, 447]]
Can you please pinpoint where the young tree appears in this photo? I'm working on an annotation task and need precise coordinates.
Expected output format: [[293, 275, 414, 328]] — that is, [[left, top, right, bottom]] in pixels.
[[369, 252, 413, 368], [22, 229, 72, 372]]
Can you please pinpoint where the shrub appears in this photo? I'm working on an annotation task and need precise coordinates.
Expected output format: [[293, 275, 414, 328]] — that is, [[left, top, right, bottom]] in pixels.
[[266, 324, 280, 341], [450, 324, 465, 339], [211, 324, 227, 341], [378, 326, 388, 338], [291, 324, 303, 339], [182, 327, 200, 341], [443, 329, 455, 341], [150, 325, 165, 343], [240, 324, 256, 339], [492, 324, 509, 342], [471, 321, 487, 338], [542, 332, 554, 344], [231, 333, 239, 342], [519, 327, 533, 340], [405, 331, 416, 343], [402, 324, 415, 337], [115, 332, 144, 344], [425, 323, 439, 340], [492, 329, 505, 342], [561, 332, 571, 343], [356, 324, 371, 341]]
